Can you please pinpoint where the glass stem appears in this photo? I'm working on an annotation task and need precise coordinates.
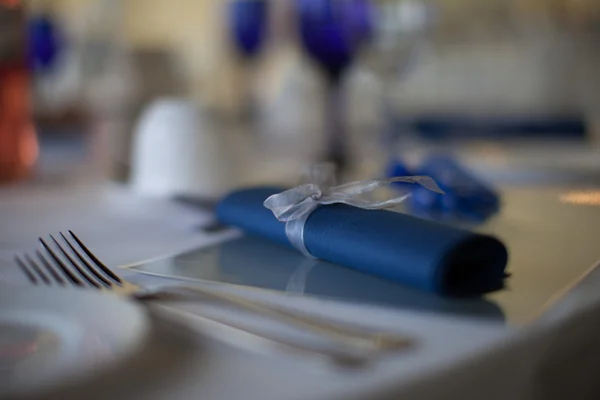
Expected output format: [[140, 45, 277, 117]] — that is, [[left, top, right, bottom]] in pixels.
[[381, 86, 396, 160], [242, 59, 259, 126], [324, 75, 347, 174]]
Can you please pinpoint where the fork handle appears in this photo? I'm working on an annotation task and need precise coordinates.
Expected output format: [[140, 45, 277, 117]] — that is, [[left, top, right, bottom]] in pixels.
[[134, 284, 412, 351], [159, 304, 373, 368]]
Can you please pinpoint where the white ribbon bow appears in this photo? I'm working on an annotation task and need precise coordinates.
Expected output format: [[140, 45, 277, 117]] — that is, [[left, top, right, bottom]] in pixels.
[[263, 164, 445, 257]]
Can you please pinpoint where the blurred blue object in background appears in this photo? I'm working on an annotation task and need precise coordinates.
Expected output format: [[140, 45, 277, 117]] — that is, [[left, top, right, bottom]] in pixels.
[[387, 156, 500, 221], [228, 0, 269, 59], [28, 13, 61, 72], [398, 115, 587, 140], [296, 0, 373, 80]]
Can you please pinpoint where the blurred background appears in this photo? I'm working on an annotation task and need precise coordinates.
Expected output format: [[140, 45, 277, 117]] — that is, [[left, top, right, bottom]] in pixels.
[[3, 0, 600, 204]]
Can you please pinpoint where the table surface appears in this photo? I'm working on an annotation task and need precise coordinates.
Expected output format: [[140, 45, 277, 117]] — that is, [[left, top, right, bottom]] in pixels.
[[3, 135, 600, 398]]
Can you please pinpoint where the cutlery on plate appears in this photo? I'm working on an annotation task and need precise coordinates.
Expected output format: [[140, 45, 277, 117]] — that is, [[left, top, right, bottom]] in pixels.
[[15, 231, 413, 365]]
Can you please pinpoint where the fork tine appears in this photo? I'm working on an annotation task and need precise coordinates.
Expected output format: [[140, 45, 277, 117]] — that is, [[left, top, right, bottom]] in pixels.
[[58, 232, 116, 287], [14, 255, 38, 284], [38, 237, 88, 288], [37, 241, 83, 286], [46, 235, 104, 289], [23, 253, 52, 285], [35, 250, 66, 286], [68, 231, 123, 284]]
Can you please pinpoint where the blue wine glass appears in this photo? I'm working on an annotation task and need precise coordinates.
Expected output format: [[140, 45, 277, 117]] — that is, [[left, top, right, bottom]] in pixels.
[[228, 0, 269, 122], [296, 0, 374, 171], [228, 0, 269, 59], [28, 13, 61, 73]]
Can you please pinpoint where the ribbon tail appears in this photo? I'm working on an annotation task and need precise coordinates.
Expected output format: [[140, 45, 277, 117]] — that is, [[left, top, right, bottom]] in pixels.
[[343, 193, 413, 210], [330, 179, 388, 196], [390, 176, 445, 194], [332, 176, 444, 197]]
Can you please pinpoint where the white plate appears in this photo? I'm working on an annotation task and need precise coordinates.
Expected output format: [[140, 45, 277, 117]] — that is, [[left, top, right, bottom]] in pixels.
[[0, 287, 151, 399]]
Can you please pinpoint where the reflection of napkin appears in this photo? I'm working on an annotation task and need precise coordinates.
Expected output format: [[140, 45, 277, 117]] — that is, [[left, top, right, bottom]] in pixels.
[[217, 187, 508, 296], [217, 236, 505, 320]]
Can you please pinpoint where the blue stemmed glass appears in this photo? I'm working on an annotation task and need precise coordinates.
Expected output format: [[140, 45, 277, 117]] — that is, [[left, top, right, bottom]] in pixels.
[[28, 12, 61, 73], [227, 0, 269, 121], [228, 0, 269, 59], [296, 0, 373, 171]]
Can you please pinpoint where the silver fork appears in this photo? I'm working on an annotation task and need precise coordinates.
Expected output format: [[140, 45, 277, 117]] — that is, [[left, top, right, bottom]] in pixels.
[[15, 231, 412, 364]]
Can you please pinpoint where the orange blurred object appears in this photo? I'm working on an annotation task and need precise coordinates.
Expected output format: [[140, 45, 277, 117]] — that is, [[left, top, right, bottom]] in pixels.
[[0, 0, 20, 8], [0, 1, 38, 183]]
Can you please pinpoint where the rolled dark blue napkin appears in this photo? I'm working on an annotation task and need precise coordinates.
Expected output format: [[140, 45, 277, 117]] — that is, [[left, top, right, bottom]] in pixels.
[[217, 187, 508, 296]]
